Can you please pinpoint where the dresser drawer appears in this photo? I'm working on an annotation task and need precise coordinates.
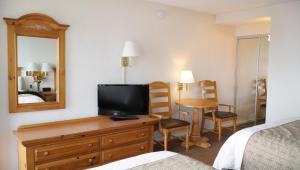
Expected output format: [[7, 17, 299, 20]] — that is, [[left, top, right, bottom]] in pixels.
[[34, 138, 99, 163], [101, 141, 148, 163], [101, 128, 149, 148], [35, 152, 99, 170]]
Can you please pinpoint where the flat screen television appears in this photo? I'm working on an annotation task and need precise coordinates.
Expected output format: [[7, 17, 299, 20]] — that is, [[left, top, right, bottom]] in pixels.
[[98, 84, 149, 116]]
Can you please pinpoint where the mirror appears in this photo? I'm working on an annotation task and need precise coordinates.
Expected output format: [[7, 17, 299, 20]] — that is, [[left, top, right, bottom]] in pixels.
[[17, 36, 58, 104], [4, 13, 69, 113]]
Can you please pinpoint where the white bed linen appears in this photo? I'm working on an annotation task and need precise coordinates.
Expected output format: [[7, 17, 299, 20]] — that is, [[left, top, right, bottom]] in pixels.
[[213, 117, 300, 170], [88, 151, 177, 170], [18, 94, 45, 104]]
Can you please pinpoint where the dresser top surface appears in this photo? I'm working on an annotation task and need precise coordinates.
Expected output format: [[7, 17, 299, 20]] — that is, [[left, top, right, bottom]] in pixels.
[[15, 115, 158, 146]]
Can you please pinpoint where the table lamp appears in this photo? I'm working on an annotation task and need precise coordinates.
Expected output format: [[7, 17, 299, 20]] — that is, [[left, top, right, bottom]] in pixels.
[[121, 41, 139, 84]]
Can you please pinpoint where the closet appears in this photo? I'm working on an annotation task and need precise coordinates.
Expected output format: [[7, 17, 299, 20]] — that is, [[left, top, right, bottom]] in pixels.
[[235, 35, 269, 124]]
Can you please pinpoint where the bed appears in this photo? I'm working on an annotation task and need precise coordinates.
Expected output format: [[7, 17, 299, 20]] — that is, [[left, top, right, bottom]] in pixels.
[[18, 91, 45, 104], [214, 117, 300, 170], [88, 118, 300, 170], [88, 151, 214, 170]]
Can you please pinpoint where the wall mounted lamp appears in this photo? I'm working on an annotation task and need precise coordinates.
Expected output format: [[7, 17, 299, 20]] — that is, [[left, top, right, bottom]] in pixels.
[[121, 41, 139, 84]]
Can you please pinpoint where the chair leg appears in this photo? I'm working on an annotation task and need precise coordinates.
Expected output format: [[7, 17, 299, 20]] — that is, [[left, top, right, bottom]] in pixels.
[[185, 126, 189, 152], [218, 120, 222, 142], [214, 121, 217, 133], [163, 130, 168, 151], [233, 119, 237, 133]]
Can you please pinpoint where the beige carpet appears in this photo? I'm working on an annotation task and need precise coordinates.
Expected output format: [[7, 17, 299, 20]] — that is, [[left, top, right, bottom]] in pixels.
[[154, 123, 255, 166]]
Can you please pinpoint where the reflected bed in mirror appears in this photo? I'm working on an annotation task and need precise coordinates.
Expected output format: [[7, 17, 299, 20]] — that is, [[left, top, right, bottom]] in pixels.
[[4, 13, 69, 113], [17, 36, 58, 104]]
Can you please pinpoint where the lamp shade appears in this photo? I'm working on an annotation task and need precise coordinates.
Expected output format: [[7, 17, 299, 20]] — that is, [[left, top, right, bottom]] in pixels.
[[180, 70, 195, 84], [122, 41, 139, 57], [26, 62, 40, 71], [41, 63, 53, 72]]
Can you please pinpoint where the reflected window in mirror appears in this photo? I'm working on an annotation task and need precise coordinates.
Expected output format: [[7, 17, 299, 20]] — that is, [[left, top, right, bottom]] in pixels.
[[17, 36, 58, 104]]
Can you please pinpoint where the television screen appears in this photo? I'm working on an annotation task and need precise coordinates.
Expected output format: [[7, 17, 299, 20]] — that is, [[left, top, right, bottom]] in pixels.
[[98, 84, 149, 116]]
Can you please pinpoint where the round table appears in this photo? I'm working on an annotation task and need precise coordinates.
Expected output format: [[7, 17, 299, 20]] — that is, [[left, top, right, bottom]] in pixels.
[[175, 98, 217, 148]]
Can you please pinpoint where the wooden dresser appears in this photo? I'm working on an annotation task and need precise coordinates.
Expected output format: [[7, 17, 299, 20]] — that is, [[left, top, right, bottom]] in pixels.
[[15, 116, 158, 170], [40, 92, 57, 102]]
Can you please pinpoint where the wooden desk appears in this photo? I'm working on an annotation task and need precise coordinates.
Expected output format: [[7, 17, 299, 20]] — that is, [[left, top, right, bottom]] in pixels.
[[15, 116, 158, 170], [176, 99, 217, 148]]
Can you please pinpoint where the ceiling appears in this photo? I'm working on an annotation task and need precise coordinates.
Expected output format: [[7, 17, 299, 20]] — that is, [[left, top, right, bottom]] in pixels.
[[148, 0, 297, 14]]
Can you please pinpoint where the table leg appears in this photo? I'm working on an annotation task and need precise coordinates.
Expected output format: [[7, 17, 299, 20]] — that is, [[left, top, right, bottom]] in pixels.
[[190, 108, 211, 148]]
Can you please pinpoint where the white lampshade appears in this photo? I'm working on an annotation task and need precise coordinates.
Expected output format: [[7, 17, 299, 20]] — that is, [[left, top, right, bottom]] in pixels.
[[122, 41, 139, 57], [41, 63, 53, 72], [26, 62, 40, 71], [180, 70, 195, 84]]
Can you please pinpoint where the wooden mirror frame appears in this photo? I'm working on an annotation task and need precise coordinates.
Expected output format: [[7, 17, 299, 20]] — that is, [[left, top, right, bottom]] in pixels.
[[4, 13, 69, 113]]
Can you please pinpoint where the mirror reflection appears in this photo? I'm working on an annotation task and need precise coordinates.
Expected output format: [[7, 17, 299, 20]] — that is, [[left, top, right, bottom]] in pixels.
[[17, 36, 58, 104]]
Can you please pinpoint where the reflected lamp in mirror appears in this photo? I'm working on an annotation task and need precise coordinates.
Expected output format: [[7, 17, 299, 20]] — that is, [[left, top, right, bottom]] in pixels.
[[26, 62, 51, 92], [41, 63, 53, 76], [26, 62, 39, 74], [26, 62, 51, 82]]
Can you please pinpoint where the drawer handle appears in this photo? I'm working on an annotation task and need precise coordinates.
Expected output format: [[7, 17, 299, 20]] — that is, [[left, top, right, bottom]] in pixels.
[[88, 143, 93, 147], [141, 133, 145, 136], [108, 139, 113, 143], [43, 151, 49, 156], [88, 158, 93, 163], [140, 146, 145, 150]]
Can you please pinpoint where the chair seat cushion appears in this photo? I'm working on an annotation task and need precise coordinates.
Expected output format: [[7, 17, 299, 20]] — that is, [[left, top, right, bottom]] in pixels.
[[161, 119, 190, 129], [205, 111, 237, 119]]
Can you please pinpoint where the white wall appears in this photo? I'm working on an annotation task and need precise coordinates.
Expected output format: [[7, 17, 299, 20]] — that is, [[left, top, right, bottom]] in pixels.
[[236, 22, 270, 37], [217, 1, 300, 123], [0, 0, 236, 169], [267, 2, 300, 123]]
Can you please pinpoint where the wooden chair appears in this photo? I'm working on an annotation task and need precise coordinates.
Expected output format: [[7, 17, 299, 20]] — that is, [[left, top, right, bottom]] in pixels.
[[149, 81, 190, 151], [199, 80, 237, 141]]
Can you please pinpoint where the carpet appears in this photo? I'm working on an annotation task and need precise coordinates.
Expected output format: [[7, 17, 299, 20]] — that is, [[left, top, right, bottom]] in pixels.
[[154, 122, 255, 166]]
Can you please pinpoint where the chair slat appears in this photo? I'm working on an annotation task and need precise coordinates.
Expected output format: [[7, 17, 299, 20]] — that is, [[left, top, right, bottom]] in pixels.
[[203, 89, 216, 94], [150, 92, 169, 98], [149, 81, 169, 90], [199, 80, 215, 86], [151, 102, 170, 109]]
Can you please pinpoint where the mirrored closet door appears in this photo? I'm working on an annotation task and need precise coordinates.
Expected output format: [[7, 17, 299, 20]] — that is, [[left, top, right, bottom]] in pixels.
[[235, 35, 269, 125]]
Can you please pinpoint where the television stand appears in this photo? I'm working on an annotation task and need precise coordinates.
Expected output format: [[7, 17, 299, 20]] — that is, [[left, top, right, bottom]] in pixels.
[[110, 115, 139, 121]]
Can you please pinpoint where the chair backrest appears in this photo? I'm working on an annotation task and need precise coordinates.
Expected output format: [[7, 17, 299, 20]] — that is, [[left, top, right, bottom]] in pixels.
[[199, 80, 218, 102], [149, 81, 172, 118]]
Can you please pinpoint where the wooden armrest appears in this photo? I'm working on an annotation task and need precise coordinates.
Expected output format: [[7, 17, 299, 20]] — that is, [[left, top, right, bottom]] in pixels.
[[150, 114, 164, 119], [150, 114, 164, 131]]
